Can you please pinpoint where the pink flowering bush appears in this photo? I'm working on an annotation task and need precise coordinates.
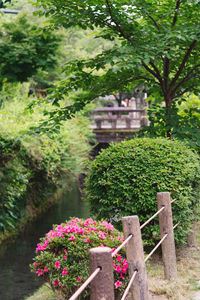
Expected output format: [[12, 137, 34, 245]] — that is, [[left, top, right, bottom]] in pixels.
[[30, 218, 129, 299]]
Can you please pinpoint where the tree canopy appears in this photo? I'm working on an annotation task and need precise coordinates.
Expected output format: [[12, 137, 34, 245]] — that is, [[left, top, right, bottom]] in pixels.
[[0, 0, 10, 8], [0, 13, 62, 86], [31, 0, 200, 130]]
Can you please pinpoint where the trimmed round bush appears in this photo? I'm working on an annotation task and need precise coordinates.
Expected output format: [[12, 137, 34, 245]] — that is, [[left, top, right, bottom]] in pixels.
[[85, 138, 200, 246], [30, 218, 128, 299]]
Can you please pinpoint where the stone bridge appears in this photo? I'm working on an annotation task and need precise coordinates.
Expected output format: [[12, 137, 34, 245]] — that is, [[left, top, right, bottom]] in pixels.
[[90, 107, 148, 143]]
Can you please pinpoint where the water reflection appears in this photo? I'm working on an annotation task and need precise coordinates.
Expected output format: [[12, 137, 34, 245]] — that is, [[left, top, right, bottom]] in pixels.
[[0, 185, 89, 300]]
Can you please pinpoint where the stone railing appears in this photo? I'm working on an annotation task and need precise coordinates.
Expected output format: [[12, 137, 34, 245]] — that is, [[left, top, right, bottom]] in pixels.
[[90, 107, 148, 130]]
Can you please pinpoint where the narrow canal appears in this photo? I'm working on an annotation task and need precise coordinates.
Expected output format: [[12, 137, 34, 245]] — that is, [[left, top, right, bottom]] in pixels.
[[0, 184, 89, 300]]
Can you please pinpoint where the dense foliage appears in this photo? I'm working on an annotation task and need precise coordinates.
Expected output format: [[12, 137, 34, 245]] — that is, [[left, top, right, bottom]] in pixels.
[[140, 100, 200, 151], [29, 0, 200, 137], [0, 0, 10, 8], [0, 136, 31, 231], [0, 82, 95, 233], [85, 138, 200, 246], [30, 218, 128, 299], [0, 13, 62, 86]]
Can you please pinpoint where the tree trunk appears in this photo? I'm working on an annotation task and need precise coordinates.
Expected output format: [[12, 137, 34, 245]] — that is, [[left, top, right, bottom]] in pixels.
[[165, 97, 173, 139]]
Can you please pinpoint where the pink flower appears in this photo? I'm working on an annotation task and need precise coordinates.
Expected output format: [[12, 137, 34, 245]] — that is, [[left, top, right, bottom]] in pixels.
[[122, 259, 128, 273], [55, 261, 60, 269], [36, 241, 49, 252], [101, 221, 114, 231], [120, 273, 125, 280], [77, 276, 82, 282], [116, 265, 122, 273], [84, 238, 90, 243], [54, 279, 60, 286], [68, 235, 75, 241], [115, 280, 122, 288], [64, 249, 67, 253], [62, 268, 68, 276], [116, 255, 122, 262], [33, 262, 37, 268], [99, 232, 106, 239], [63, 255, 67, 259], [36, 269, 43, 276], [44, 267, 49, 272]]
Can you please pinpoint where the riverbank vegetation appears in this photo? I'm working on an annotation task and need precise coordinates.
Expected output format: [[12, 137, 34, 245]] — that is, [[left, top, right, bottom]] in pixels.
[[0, 81, 95, 242], [0, 3, 110, 242]]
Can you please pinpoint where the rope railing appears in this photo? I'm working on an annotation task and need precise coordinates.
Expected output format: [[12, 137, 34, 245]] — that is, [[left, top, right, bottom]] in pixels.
[[171, 198, 177, 204], [140, 197, 176, 230], [119, 196, 179, 300], [144, 221, 180, 263], [112, 234, 133, 257], [68, 267, 100, 300], [121, 270, 138, 300], [140, 206, 165, 229], [145, 234, 168, 263], [173, 221, 180, 230], [69, 194, 180, 300]]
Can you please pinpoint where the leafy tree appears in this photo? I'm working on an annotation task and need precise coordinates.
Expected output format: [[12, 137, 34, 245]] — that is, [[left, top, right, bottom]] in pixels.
[[0, 13, 62, 87], [0, 0, 11, 8], [140, 101, 200, 150], [31, 0, 200, 136]]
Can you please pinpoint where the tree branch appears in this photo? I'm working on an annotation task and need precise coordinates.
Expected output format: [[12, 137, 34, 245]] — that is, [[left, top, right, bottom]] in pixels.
[[139, 2, 161, 32], [163, 0, 182, 91], [171, 86, 193, 99], [142, 62, 159, 79], [149, 61, 163, 82], [142, 61, 165, 93], [172, 0, 182, 26], [163, 57, 170, 91], [168, 40, 197, 93], [146, 14, 161, 32], [171, 64, 200, 95], [105, 0, 132, 42]]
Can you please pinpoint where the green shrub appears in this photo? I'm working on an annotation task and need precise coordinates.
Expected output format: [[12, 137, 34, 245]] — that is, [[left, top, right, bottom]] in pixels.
[[30, 218, 128, 299], [85, 138, 200, 246]]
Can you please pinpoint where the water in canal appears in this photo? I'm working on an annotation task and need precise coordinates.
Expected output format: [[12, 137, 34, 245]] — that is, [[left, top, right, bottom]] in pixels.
[[0, 185, 89, 300]]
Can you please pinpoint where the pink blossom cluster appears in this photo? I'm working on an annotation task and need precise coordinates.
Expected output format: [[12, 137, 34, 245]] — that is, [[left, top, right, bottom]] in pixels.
[[35, 218, 119, 253], [113, 254, 128, 283], [33, 262, 49, 277], [32, 217, 128, 294]]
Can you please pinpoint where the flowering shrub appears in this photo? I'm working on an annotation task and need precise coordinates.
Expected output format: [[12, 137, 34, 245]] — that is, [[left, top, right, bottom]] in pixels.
[[30, 218, 129, 299]]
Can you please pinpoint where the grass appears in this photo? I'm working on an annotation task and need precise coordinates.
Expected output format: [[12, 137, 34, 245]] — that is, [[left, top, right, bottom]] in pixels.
[[25, 285, 55, 300], [26, 223, 200, 300], [148, 222, 200, 300]]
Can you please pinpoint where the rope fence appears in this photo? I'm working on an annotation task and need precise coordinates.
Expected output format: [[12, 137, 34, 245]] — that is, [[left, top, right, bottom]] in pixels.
[[68, 268, 100, 300], [121, 270, 138, 300], [112, 234, 133, 257], [69, 192, 181, 300]]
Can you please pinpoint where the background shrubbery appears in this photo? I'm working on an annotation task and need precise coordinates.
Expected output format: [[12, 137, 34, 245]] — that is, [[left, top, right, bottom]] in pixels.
[[85, 138, 200, 246], [0, 82, 95, 233]]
